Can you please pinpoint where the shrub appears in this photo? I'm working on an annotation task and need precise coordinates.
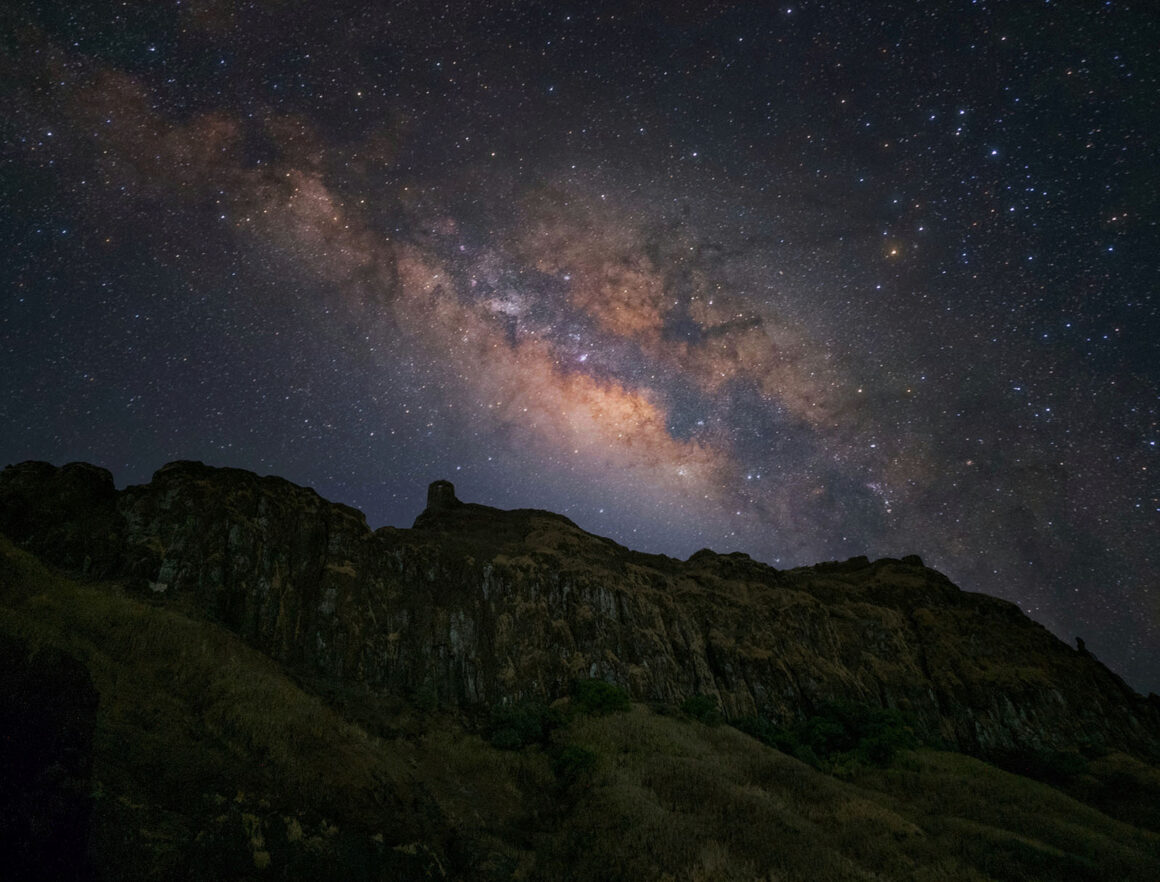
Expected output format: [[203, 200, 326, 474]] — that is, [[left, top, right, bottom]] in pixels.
[[680, 694, 722, 726], [733, 701, 918, 770], [552, 745, 597, 783], [408, 681, 439, 712], [858, 733, 902, 767], [734, 716, 819, 766], [572, 679, 630, 716], [487, 699, 558, 750]]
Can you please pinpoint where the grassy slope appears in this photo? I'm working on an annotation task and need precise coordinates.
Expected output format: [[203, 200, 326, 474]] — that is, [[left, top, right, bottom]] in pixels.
[[546, 711, 1160, 881], [2, 535, 1159, 881]]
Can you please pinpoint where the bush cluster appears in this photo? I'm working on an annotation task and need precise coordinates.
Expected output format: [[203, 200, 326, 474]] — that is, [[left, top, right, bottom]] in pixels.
[[551, 744, 597, 783], [680, 694, 722, 726], [487, 699, 559, 750], [735, 701, 918, 770], [485, 692, 605, 788], [571, 678, 631, 716], [486, 678, 632, 750]]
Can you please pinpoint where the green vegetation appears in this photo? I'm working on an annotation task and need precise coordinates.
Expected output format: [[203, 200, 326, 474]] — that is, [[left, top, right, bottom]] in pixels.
[[487, 681, 632, 751], [487, 698, 559, 749], [679, 693, 722, 725], [571, 677, 631, 715], [551, 744, 597, 784], [546, 706, 1160, 881], [734, 701, 920, 772], [1069, 751, 1160, 832]]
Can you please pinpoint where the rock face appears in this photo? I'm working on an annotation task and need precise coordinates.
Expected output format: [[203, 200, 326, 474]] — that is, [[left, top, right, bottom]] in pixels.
[[2, 460, 1158, 760]]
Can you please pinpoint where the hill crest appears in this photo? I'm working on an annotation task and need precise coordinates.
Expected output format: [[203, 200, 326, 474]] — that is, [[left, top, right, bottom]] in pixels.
[[2, 458, 1158, 763]]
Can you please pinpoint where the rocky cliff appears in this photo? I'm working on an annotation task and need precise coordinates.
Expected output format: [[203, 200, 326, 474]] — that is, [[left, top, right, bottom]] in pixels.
[[2, 459, 1157, 761]]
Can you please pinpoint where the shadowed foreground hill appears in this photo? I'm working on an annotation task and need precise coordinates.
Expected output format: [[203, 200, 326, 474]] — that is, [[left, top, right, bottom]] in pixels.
[[2, 460, 1160, 879]]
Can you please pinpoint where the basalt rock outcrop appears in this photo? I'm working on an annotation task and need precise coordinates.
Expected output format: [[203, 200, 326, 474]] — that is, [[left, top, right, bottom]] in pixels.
[[2, 459, 1158, 762]]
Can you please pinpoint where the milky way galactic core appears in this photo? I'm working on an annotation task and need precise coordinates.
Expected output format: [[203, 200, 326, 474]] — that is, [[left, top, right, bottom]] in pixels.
[[3, 1, 1158, 690]]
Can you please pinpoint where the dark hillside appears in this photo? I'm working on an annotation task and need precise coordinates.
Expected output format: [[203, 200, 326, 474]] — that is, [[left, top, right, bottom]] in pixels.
[[2, 461, 1160, 879]]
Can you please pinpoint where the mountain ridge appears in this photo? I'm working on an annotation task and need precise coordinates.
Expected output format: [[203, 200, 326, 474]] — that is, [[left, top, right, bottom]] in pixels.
[[2, 458, 1157, 765]]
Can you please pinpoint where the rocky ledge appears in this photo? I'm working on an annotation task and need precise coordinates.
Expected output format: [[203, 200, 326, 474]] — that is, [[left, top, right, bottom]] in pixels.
[[2, 459, 1158, 760]]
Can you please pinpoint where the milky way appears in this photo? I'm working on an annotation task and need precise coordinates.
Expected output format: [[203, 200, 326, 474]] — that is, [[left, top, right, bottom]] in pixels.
[[3, 1, 1158, 691]]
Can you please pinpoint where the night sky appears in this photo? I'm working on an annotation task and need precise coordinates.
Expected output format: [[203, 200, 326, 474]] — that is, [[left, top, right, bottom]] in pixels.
[[3, 1, 1158, 692]]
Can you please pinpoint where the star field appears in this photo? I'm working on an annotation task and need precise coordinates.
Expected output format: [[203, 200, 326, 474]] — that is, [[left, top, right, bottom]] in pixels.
[[2, 1, 1158, 691]]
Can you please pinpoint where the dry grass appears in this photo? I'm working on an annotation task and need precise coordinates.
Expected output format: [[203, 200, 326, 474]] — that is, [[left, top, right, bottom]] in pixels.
[[0, 534, 424, 873], [3, 535, 1160, 881], [532, 705, 1160, 881]]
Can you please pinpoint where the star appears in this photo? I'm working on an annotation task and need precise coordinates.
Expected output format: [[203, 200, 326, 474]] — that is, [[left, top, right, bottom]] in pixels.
[[1, 0, 1156, 692]]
